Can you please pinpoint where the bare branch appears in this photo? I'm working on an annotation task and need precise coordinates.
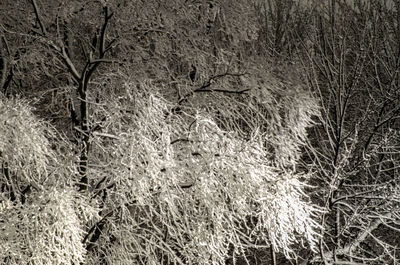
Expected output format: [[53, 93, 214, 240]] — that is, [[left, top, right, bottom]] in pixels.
[[315, 212, 392, 263], [61, 45, 81, 81], [194, 72, 248, 92], [30, 0, 47, 36], [104, 38, 118, 53], [0, 37, 8, 91], [194, 88, 250, 94], [1, 35, 11, 56], [331, 188, 384, 205], [177, 72, 248, 106], [170, 138, 191, 145], [89, 58, 116, 64], [99, 6, 113, 57]]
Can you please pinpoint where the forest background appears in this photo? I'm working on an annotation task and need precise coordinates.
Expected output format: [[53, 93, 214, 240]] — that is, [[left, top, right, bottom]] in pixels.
[[0, 0, 399, 264]]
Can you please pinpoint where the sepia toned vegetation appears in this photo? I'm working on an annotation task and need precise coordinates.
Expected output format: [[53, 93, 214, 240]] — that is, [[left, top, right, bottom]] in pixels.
[[0, 0, 399, 264]]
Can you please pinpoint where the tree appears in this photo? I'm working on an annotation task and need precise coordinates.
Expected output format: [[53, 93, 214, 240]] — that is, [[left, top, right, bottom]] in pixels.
[[258, 0, 400, 264], [0, 0, 323, 264], [305, 2, 400, 264], [255, 1, 400, 264]]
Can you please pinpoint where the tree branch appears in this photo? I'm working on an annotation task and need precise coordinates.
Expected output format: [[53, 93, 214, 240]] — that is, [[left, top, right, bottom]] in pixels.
[[30, 0, 47, 36], [61, 45, 81, 81], [89, 58, 116, 64], [0, 45, 8, 92], [99, 6, 113, 57], [83, 7, 115, 86], [331, 188, 384, 205], [77, 6, 115, 191], [194, 72, 248, 92], [313, 213, 391, 263], [1, 31, 12, 94], [176, 72, 248, 106], [194, 88, 250, 94]]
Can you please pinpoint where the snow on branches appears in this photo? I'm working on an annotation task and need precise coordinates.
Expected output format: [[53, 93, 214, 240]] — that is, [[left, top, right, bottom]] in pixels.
[[83, 81, 321, 264]]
